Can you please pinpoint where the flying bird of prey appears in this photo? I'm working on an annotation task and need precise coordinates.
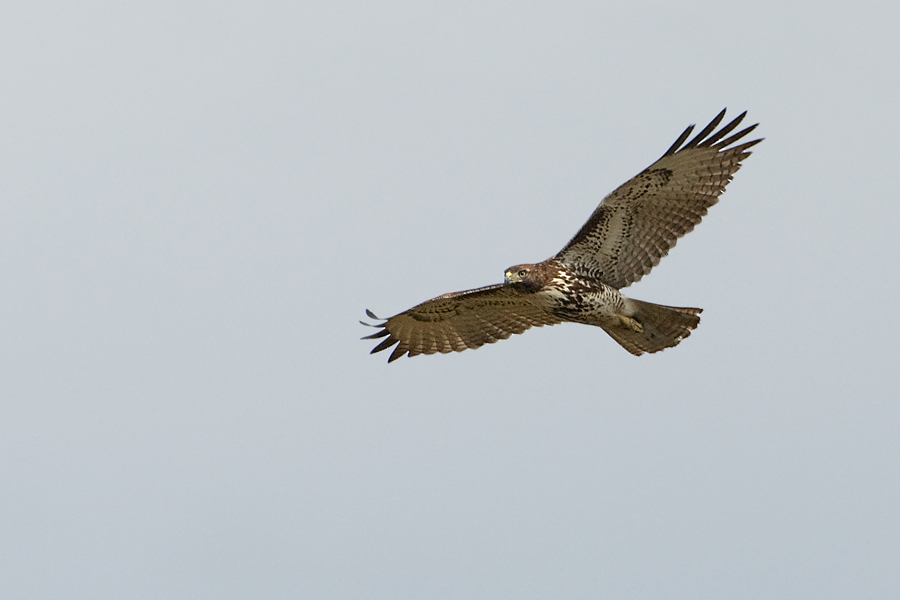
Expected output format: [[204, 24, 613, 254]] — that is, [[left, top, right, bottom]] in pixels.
[[362, 109, 761, 362]]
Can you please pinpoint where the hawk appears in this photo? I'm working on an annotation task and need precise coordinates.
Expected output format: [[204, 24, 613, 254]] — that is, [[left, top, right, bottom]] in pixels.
[[362, 109, 761, 362]]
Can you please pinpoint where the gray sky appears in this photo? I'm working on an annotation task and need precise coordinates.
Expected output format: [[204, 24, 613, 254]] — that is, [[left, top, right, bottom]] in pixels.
[[2, 1, 898, 598]]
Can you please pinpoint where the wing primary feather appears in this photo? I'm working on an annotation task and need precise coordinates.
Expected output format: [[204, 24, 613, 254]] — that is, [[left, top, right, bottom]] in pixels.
[[681, 108, 726, 150], [700, 111, 747, 147], [727, 138, 764, 156], [361, 309, 387, 329], [661, 124, 695, 158], [361, 328, 390, 340], [388, 343, 407, 362], [712, 124, 759, 149], [371, 336, 399, 355]]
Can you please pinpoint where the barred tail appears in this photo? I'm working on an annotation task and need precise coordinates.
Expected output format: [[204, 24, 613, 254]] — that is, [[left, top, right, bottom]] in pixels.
[[602, 298, 702, 356]]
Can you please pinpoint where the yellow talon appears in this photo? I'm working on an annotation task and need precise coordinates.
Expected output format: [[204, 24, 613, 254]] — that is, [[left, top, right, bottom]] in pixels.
[[619, 316, 644, 333]]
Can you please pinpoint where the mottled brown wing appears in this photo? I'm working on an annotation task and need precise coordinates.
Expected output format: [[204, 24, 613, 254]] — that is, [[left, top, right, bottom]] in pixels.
[[361, 284, 563, 362], [556, 109, 762, 289]]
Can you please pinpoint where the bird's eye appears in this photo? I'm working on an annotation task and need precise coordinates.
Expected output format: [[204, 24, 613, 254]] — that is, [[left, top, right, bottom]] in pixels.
[[518, 269, 527, 277]]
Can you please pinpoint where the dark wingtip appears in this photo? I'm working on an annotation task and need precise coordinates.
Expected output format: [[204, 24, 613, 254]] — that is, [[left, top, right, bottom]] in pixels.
[[361, 328, 390, 340], [361, 309, 387, 328], [662, 124, 695, 157], [663, 109, 761, 155], [710, 121, 758, 150], [388, 344, 407, 362], [361, 310, 402, 361], [682, 108, 727, 150], [371, 335, 398, 355]]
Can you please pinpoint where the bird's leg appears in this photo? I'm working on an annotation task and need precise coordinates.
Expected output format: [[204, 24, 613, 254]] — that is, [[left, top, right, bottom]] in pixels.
[[618, 315, 644, 333]]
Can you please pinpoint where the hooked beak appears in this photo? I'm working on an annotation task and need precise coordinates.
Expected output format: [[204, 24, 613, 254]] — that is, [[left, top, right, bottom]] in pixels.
[[504, 270, 518, 284]]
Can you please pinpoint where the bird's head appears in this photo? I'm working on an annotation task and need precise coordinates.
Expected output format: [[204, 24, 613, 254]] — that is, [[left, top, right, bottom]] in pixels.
[[504, 264, 534, 284]]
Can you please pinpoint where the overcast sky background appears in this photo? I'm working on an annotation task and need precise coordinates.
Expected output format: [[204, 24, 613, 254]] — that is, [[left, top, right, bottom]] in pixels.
[[2, 1, 898, 599]]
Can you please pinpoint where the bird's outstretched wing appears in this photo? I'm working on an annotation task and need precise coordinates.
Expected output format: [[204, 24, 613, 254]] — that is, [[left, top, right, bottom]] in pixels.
[[556, 109, 762, 289], [361, 284, 562, 362]]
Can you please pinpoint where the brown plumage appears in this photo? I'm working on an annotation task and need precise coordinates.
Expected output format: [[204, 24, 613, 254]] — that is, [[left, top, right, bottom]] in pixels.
[[362, 109, 761, 362]]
